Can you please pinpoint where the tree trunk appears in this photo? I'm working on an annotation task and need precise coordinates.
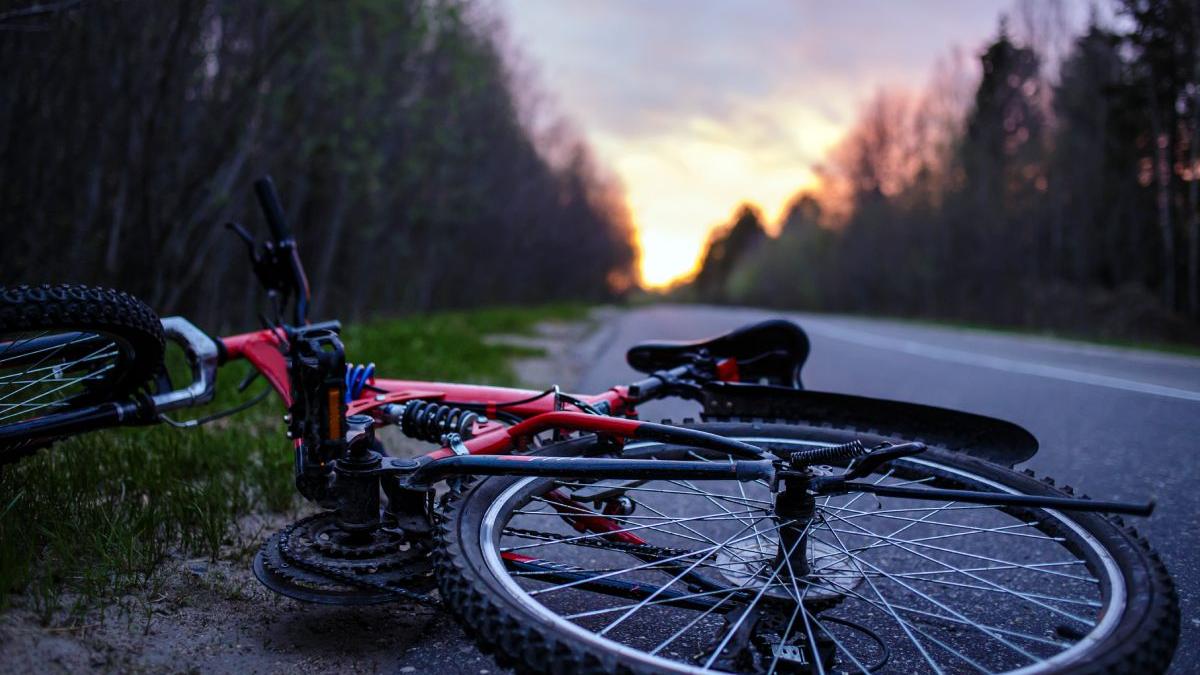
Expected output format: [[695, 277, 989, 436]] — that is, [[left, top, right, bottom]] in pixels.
[[313, 172, 351, 317], [1147, 79, 1176, 309], [1189, 23, 1200, 318]]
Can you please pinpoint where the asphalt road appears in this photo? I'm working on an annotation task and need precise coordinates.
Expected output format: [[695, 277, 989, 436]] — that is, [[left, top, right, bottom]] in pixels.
[[573, 304, 1200, 673]]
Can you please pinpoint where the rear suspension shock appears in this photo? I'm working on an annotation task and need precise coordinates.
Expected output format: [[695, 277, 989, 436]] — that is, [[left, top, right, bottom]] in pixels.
[[380, 400, 479, 443]]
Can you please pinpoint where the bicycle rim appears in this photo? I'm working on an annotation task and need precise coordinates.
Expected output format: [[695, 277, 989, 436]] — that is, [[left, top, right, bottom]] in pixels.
[[472, 437, 1127, 673]]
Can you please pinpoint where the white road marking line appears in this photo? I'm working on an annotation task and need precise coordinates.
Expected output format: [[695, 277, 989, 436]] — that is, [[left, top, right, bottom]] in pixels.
[[803, 321, 1200, 403]]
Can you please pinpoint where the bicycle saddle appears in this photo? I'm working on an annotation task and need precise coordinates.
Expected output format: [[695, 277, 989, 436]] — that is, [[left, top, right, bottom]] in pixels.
[[626, 319, 811, 388]]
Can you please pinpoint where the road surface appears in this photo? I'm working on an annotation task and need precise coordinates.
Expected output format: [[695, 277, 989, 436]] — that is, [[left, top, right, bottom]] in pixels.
[[568, 304, 1199, 673]]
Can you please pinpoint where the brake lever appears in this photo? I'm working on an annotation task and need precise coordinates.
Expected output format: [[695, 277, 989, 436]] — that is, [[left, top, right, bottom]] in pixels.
[[226, 221, 293, 303], [843, 442, 926, 480], [225, 221, 257, 256]]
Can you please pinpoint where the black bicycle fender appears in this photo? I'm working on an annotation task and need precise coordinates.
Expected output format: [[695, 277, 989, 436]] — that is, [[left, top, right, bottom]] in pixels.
[[699, 382, 1038, 467]]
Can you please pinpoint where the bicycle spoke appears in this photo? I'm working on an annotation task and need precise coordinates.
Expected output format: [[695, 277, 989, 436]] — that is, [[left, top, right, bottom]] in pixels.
[[527, 517, 794, 597], [822, 509, 1096, 625], [817, 575, 1071, 649], [533, 493, 771, 559], [635, 498, 765, 564], [562, 585, 761, 620], [648, 550, 788, 657], [819, 515, 948, 673], [774, 528, 829, 675], [0, 363, 114, 402], [677, 455, 776, 560], [0, 340, 114, 405], [511, 508, 758, 523], [0, 348, 117, 383], [814, 521, 1050, 561], [0, 331, 48, 361], [819, 513, 1040, 665], [833, 507, 1064, 542], [507, 500, 767, 554], [801, 605, 880, 675], [0, 363, 116, 422], [598, 516, 775, 636], [0, 331, 95, 366], [702, 523, 810, 670], [814, 517, 1096, 583]]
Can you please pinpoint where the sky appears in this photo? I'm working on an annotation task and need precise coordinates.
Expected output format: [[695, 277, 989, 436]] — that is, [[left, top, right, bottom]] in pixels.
[[492, 1, 1067, 287]]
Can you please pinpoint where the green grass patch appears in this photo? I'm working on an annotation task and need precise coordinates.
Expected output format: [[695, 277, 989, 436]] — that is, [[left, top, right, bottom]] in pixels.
[[0, 303, 586, 620], [341, 303, 589, 383]]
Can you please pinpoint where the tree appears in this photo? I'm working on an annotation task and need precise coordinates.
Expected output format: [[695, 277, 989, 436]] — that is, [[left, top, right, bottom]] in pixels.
[[958, 24, 1048, 285], [1117, 0, 1200, 313], [1049, 22, 1144, 287], [692, 205, 767, 301]]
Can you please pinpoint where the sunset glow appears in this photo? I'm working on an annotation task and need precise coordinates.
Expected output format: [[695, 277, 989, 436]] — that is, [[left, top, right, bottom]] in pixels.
[[599, 113, 833, 287], [495, 0, 1041, 287]]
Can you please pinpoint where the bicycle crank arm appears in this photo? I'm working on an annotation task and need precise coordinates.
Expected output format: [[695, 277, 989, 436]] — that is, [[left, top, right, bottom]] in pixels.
[[398, 455, 776, 488], [825, 481, 1155, 516]]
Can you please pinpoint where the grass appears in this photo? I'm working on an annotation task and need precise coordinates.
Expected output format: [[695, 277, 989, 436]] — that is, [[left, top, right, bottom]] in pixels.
[[0, 303, 587, 622]]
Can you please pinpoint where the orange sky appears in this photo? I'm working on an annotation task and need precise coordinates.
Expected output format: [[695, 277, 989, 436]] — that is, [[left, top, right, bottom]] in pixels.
[[494, 1, 1085, 288]]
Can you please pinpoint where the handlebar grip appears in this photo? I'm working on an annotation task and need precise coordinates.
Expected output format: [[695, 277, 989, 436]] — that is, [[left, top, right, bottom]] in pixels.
[[254, 176, 292, 243]]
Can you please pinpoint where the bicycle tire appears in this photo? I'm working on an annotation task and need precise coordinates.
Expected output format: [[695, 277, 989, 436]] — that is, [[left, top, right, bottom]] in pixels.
[[0, 284, 164, 464], [436, 421, 1178, 674]]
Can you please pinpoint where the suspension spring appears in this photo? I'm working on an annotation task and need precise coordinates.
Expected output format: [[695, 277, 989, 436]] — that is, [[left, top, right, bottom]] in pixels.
[[397, 400, 479, 443], [789, 440, 867, 467]]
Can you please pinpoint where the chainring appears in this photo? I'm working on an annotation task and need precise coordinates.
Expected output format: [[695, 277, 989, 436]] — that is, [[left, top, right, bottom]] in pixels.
[[253, 511, 437, 606]]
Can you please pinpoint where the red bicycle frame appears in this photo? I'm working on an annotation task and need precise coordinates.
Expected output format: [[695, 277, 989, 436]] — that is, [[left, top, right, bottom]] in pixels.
[[220, 326, 759, 473], [218, 326, 774, 553]]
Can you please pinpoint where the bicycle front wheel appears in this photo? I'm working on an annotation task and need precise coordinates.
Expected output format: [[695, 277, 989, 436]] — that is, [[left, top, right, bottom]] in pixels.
[[436, 422, 1178, 674], [0, 284, 163, 463]]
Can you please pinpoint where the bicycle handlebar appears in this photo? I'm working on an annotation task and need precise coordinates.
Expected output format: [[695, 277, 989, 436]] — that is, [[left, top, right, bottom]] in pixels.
[[254, 176, 292, 244], [151, 317, 220, 413], [627, 364, 694, 400]]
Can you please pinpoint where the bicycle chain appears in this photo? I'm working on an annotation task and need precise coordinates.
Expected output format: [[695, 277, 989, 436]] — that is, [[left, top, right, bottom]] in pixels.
[[264, 514, 737, 606], [269, 515, 440, 606]]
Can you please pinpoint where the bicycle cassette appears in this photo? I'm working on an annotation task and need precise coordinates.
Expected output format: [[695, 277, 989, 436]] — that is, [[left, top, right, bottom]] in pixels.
[[253, 511, 436, 605]]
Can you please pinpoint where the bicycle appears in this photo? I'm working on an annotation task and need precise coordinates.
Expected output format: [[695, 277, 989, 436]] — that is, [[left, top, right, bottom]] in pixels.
[[0, 177, 1179, 674]]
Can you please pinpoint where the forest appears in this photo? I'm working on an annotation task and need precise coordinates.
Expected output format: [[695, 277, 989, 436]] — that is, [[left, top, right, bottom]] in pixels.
[[686, 0, 1200, 345], [3, 0, 1198, 346], [0, 0, 638, 330]]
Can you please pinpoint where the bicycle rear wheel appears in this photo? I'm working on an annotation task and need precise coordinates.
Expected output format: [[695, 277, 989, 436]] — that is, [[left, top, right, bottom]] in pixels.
[[437, 422, 1178, 674], [0, 284, 163, 463]]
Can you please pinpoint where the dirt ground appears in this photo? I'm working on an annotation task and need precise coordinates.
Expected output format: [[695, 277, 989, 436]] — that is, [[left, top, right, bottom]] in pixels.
[[0, 311, 614, 674]]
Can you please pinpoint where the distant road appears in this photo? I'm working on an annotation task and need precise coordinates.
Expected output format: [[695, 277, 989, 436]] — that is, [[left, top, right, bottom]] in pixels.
[[574, 304, 1200, 673]]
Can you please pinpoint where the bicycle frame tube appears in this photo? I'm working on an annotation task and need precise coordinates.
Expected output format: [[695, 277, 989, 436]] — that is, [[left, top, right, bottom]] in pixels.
[[220, 329, 290, 403], [220, 329, 632, 412], [217, 328, 662, 466]]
